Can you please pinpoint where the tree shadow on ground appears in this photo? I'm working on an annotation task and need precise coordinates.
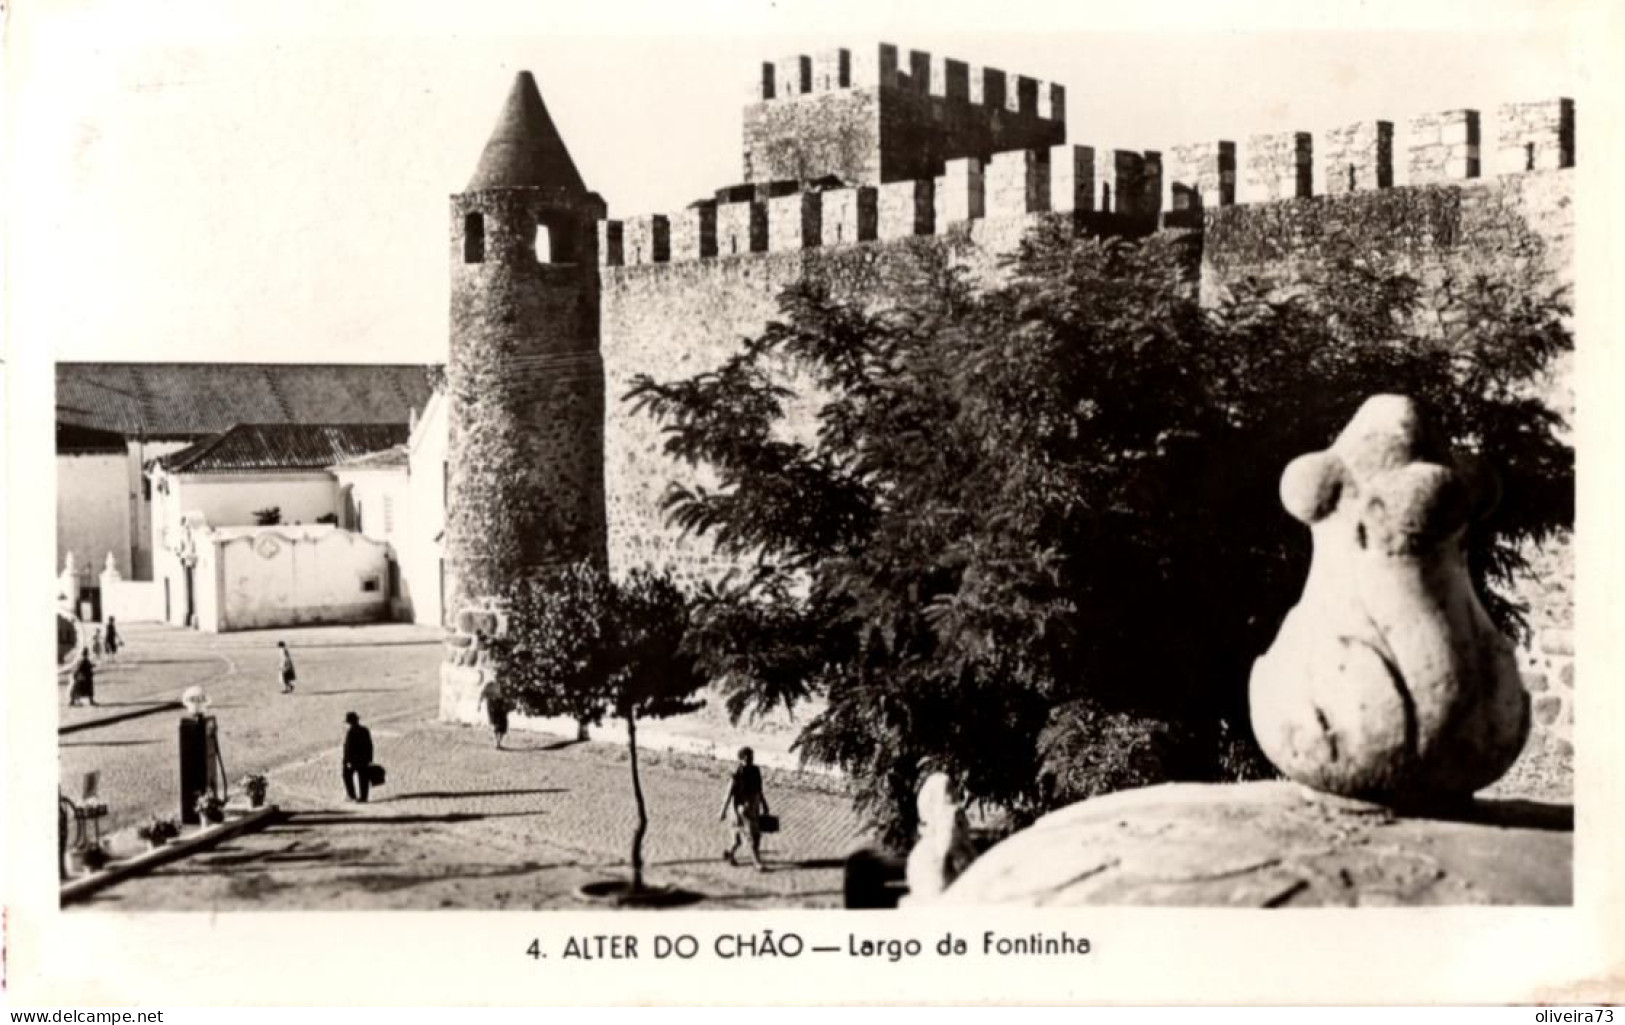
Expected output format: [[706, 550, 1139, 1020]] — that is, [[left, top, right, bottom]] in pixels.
[[60, 739, 161, 748], [299, 687, 410, 696], [530, 738, 588, 752], [390, 788, 569, 800], [641, 856, 847, 871], [277, 640, 443, 650], [698, 888, 846, 906], [285, 810, 552, 826]]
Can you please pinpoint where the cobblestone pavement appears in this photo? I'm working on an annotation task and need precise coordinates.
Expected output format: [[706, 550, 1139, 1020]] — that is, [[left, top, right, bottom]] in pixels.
[[58, 623, 446, 835], [60, 623, 872, 911]]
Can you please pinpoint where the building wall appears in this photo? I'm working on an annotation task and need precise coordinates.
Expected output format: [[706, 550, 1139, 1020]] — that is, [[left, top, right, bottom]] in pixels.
[[337, 468, 408, 545], [402, 391, 449, 627], [169, 472, 340, 530], [101, 578, 165, 623], [57, 439, 191, 587], [56, 452, 129, 583], [130, 440, 189, 579], [199, 526, 390, 632], [334, 465, 411, 619]]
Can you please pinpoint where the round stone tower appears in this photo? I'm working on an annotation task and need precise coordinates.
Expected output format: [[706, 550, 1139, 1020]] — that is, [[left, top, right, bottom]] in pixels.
[[445, 71, 608, 629]]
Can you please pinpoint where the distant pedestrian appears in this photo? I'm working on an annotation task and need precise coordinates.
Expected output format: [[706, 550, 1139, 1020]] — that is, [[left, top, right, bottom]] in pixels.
[[103, 616, 120, 658], [68, 648, 96, 707], [342, 711, 374, 803], [476, 671, 510, 750], [90, 627, 104, 659], [719, 746, 771, 871], [278, 641, 296, 694]]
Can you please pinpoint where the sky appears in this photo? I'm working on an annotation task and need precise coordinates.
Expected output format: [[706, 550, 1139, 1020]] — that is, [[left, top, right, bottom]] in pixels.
[[5, 0, 1598, 366]]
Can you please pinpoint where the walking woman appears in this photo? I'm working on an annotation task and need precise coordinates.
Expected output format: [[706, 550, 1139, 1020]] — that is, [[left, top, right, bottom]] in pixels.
[[476, 670, 510, 750], [719, 746, 771, 872], [278, 641, 297, 694], [103, 616, 121, 659], [68, 648, 96, 706]]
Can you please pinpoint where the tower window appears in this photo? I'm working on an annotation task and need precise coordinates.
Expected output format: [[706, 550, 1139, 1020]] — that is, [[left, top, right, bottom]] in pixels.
[[464, 213, 485, 264], [535, 224, 552, 263]]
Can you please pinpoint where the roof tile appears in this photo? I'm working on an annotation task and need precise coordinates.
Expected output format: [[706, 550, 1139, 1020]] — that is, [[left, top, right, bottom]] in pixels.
[[55, 363, 436, 439], [158, 423, 411, 474]]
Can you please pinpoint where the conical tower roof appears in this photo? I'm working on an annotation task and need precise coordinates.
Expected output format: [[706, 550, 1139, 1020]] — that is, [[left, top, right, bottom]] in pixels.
[[466, 71, 589, 194]]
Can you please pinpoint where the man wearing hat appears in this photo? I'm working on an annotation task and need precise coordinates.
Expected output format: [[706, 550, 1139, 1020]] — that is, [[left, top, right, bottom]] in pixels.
[[342, 711, 374, 803]]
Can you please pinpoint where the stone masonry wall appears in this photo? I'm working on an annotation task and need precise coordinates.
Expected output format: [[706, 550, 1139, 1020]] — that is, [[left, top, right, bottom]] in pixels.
[[742, 44, 1064, 188], [599, 105, 1575, 747], [1201, 168, 1575, 747], [602, 236, 992, 591], [447, 189, 607, 623]]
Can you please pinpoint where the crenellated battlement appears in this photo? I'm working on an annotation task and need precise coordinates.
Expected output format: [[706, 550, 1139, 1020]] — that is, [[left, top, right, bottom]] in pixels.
[[600, 94, 1574, 269], [1163, 97, 1573, 211], [753, 43, 1064, 122], [741, 42, 1067, 188]]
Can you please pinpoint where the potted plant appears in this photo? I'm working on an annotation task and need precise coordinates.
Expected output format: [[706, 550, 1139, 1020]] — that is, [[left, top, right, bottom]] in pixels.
[[242, 774, 269, 808], [79, 842, 112, 871], [136, 816, 181, 849], [195, 792, 226, 825]]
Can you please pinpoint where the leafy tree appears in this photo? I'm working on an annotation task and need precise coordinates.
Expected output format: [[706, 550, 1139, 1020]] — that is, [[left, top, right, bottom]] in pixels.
[[628, 223, 1572, 848], [492, 561, 705, 892]]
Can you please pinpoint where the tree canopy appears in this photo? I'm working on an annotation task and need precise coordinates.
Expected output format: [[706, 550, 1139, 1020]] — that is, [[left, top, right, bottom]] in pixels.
[[628, 223, 1573, 847]]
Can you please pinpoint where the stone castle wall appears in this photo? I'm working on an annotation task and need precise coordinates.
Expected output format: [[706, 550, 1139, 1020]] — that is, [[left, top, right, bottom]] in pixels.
[[594, 94, 1577, 744]]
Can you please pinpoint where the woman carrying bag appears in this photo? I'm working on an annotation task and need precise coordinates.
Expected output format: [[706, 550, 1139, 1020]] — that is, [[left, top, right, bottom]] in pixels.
[[719, 747, 773, 872]]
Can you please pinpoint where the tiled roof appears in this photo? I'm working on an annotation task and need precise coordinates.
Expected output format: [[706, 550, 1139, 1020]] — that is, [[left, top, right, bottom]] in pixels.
[[157, 423, 411, 475], [55, 363, 437, 439], [332, 444, 409, 471]]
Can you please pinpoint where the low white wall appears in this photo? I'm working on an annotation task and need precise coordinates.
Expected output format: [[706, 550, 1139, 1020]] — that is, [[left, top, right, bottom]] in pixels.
[[203, 526, 391, 632], [102, 579, 165, 623]]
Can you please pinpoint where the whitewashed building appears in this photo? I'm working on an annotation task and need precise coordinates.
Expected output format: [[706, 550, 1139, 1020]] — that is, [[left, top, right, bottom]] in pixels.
[[148, 422, 408, 630], [54, 362, 433, 618]]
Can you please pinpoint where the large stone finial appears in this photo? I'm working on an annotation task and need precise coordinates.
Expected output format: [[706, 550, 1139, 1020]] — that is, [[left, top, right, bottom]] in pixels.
[[900, 773, 978, 906], [1250, 395, 1529, 805]]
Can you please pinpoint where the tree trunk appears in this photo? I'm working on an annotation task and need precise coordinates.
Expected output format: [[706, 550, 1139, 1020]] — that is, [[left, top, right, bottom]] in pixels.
[[627, 713, 648, 893]]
